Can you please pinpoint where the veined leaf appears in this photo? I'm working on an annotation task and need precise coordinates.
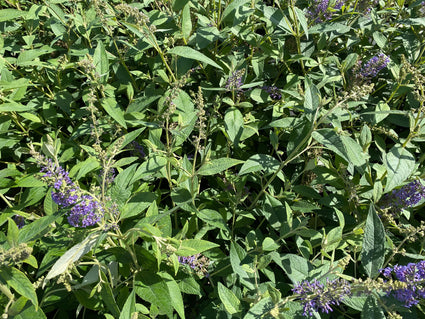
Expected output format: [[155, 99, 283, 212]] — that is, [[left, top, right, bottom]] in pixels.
[[168, 46, 222, 70], [218, 282, 241, 315], [45, 233, 100, 280], [360, 205, 385, 278], [0, 267, 38, 309], [197, 158, 243, 176], [384, 146, 415, 192]]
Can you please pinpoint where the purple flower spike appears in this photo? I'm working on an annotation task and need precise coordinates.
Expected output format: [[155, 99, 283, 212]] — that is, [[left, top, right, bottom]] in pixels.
[[177, 253, 210, 277], [307, 0, 332, 23], [68, 195, 103, 228], [380, 180, 425, 213], [40, 160, 104, 228], [380, 261, 425, 308], [292, 278, 352, 316], [225, 70, 244, 92], [357, 53, 390, 80], [261, 85, 282, 100]]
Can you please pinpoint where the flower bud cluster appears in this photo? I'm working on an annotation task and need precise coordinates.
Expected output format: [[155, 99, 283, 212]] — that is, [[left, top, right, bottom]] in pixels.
[[225, 70, 244, 92], [420, 1, 425, 16], [0, 243, 32, 266], [178, 254, 210, 277], [12, 215, 25, 229], [41, 159, 103, 228], [261, 86, 282, 100]]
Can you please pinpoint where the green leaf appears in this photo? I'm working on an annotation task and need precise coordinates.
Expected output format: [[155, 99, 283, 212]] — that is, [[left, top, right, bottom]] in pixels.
[[102, 97, 127, 129], [93, 41, 109, 84], [312, 129, 367, 167], [0, 9, 27, 22], [257, 4, 292, 34], [230, 242, 255, 290], [181, 3, 192, 40], [361, 295, 385, 319], [271, 252, 311, 284], [0, 102, 34, 112], [197, 158, 243, 176], [18, 211, 61, 244], [45, 233, 100, 280], [72, 265, 100, 290], [120, 192, 158, 220], [71, 157, 100, 181], [262, 237, 279, 251], [197, 209, 230, 231], [221, 0, 250, 24], [341, 53, 359, 72], [304, 78, 320, 114], [384, 146, 415, 192], [218, 282, 241, 315], [135, 272, 173, 317], [323, 227, 342, 252], [294, 7, 308, 39], [159, 272, 186, 319], [9, 299, 46, 319], [343, 296, 367, 311], [172, 0, 190, 11], [239, 154, 280, 176], [372, 31, 387, 49], [309, 22, 351, 34], [168, 46, 222, 70], [360, 205, 385, 278], [7, 218, 19, 247], [224, 108, 244, 146], [243, 297, 274, 319], [175, 239, 219, 256], [108, 128, 145, 152], [100, 274, 121, 318], [374, 101, 390, 124], [0, 267, 38, 308]]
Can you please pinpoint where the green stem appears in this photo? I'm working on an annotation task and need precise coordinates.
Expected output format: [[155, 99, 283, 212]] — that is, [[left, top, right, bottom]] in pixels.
[[0, 193, 13, 208]]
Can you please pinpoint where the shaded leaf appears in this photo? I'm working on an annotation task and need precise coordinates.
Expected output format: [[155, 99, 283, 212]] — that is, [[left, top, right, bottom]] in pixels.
[[168, 46, 222, 70], [197, 158, 243, 176], [360, 205, 385, 278]]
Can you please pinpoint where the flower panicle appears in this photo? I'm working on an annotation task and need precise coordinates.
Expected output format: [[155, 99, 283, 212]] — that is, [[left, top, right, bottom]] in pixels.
[[380, 261, 425, 308], [261, 85, 282, 100], [40, 160, 104, 228], [380, 180, 425, 213], [292, 278, 352, 316], [225, 70, 244, 92], [356, 53, 390, 80], [177, 254, 210, 277]]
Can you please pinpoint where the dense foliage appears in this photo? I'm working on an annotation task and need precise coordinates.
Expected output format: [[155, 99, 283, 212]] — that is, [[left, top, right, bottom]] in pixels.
[[1, 0, 425, 318]]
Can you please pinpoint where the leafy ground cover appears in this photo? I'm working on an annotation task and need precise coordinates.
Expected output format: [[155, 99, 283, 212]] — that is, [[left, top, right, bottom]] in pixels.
[[1, 0, 425, 318]]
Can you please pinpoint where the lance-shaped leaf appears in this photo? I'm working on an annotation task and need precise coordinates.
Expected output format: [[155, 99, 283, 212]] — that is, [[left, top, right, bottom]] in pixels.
[[45, 233, 100, 280]]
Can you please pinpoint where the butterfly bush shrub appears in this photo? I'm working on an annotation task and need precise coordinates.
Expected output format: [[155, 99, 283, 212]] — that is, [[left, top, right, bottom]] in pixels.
[[0, 0, 425, 318]]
